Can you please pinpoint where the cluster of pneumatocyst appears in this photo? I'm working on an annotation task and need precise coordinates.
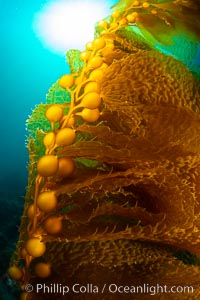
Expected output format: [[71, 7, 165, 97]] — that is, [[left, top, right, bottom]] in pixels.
[[8, 1, 157, 298]]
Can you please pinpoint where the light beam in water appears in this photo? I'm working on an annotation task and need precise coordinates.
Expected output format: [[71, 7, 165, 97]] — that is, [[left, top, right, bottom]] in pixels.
[[33, 0, 113, 54]]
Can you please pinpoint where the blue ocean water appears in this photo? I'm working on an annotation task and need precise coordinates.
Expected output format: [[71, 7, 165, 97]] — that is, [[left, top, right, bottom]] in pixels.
[[0, 0, 118, 194], [0, 0, 70, 298], [0, 0, 117, 299], [0, 0, 70, 195]]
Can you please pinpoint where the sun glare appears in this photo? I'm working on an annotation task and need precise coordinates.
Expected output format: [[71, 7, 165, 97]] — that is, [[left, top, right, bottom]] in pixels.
[[33, 0, 112, 54]]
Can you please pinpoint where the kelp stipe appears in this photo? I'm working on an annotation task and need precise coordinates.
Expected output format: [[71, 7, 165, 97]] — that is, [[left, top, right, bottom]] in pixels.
[[9, 1, 200, 299]]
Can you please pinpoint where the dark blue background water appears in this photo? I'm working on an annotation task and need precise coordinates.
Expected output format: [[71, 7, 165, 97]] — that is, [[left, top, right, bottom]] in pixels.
[[0, 0, 117, 196], [0, 1, 71, 298], [0, 0, 117, 298], [0, 0, 70, 199]]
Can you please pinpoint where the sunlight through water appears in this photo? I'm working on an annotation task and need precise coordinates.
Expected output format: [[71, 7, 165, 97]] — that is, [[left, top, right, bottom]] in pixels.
[[33, 0, 113, 54]]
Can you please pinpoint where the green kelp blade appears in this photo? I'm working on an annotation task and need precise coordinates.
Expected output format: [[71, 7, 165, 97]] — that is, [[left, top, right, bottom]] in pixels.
[[156, 36, 200, 76], [111, 0, 174, 11], [46, 82, 71, 105], [126, 23, 199, 75], [136, 14, 174, 46], [111, 0, 132, 11], [66, 49, 84, 74]]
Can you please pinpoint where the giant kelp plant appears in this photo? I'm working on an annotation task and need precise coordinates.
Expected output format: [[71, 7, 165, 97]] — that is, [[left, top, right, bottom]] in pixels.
[[9, 1, 200, 299]]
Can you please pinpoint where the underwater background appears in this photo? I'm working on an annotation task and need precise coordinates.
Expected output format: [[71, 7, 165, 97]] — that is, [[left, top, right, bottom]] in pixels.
[[0, 0, 117, 298], [1, 0, 200, 299]]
